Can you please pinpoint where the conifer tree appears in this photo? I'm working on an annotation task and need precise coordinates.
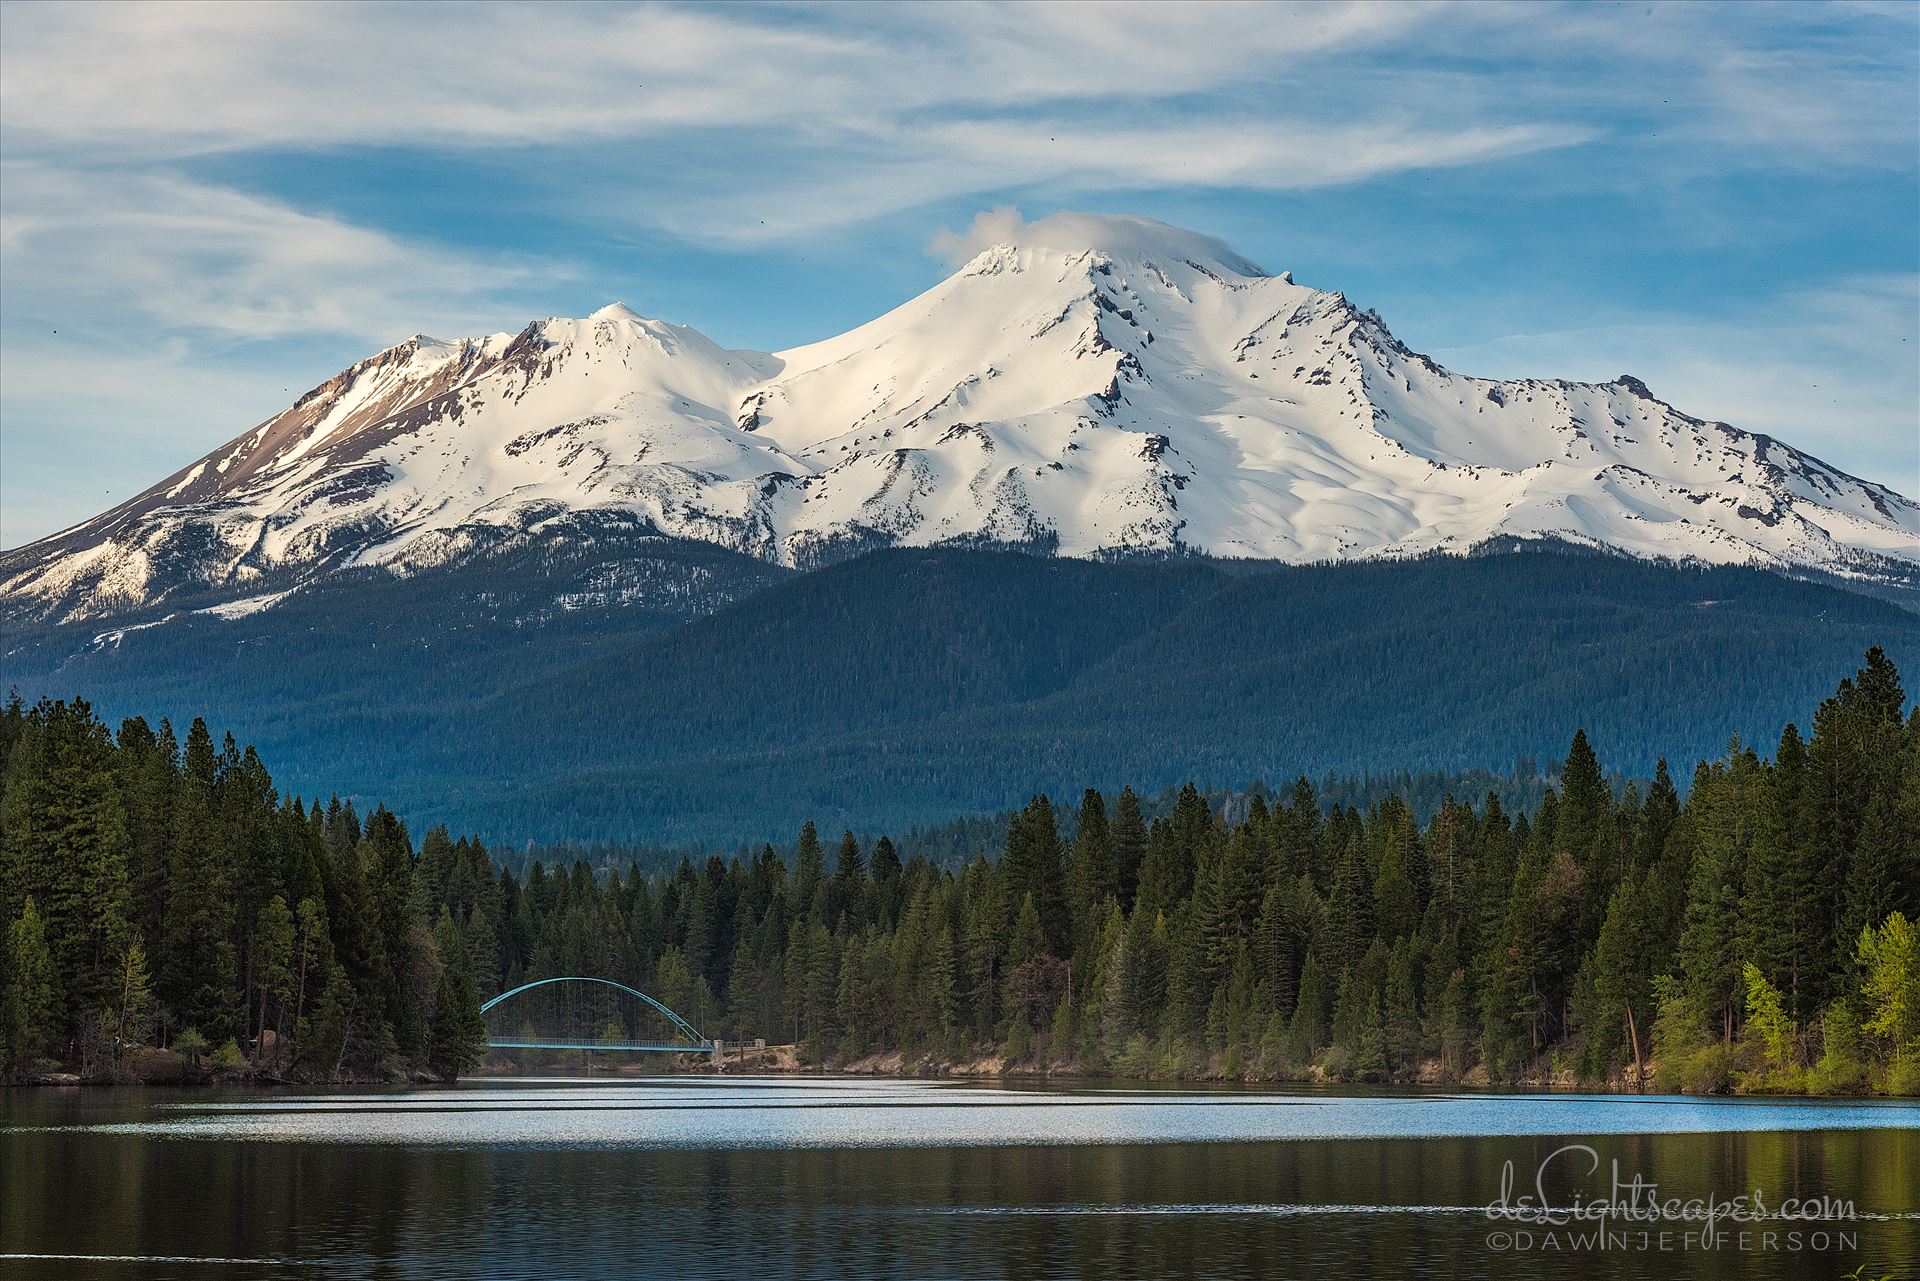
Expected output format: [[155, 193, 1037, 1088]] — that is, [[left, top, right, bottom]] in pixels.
[[1677, 753, 1760, 1043], [869, 835, 904, 930], [427, 964, 487, 1081], [792, 822, 826, 918], [1325, 837, 1374, 976], [1110, 787, 1148, 911], [1743, 725, 1821, 1015], [0, 701, 134, 1021], [829, 831, 865, 928], [253, 897, 297, 1061], [161, 764, 237, 1038], [1289, 951, 1329, 1060], [1066, 789, 1114, 956], [1000, 796, 1067, 955], [4, 898, 60, 1070]]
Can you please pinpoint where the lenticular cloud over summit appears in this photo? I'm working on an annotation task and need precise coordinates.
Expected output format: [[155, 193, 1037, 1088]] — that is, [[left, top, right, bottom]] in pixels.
[[931, 208, 1267, 276]]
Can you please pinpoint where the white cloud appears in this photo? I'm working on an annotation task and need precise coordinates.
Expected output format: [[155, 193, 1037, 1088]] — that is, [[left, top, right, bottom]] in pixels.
[[0, 3, 1438, 156], [0, 163, 555, 342], [928, 208, 1268, 272]]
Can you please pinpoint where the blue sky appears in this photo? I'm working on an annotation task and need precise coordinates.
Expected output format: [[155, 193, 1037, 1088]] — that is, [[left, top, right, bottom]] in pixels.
[[2, 0, 1915, 547]]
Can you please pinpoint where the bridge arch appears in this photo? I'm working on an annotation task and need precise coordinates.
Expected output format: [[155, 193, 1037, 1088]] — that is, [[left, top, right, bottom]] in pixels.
[[480, 976, 707, 1052]]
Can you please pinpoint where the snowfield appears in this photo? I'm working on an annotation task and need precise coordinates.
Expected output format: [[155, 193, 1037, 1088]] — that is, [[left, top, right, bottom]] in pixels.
[[5, 214, 1917, 624]]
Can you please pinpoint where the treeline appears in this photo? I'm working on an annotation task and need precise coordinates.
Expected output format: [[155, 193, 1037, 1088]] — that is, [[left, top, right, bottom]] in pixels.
[[507, 770, 1565, 883], [2, 650, 1916, 1092], [0, 706, 489, 1081]]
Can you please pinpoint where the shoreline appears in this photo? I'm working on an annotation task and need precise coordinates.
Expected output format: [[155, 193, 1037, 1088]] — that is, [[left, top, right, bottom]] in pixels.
[[15, 1052, 1906, 1101]]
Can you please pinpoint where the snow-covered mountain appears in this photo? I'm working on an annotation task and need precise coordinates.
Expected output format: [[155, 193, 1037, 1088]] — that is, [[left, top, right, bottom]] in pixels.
[[6, 214, 1917, 625]]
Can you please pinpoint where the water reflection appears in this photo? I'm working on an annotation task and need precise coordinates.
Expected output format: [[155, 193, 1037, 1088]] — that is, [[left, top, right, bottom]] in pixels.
[[2, 1079, 1913, 1280]]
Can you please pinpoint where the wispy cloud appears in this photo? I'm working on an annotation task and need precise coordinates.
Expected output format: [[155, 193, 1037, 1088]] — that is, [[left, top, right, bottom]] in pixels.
[[0, 0, 1914, 543], [0, 3, 1436, 156], [1, 163, 558, 341]]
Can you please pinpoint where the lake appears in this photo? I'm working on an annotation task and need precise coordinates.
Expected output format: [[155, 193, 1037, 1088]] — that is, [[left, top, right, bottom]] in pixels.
[[3, 1077, 1915, 1279]]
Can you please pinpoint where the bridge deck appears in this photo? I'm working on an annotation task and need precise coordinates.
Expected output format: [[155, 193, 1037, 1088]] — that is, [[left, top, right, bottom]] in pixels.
[[488, 1039, 709, 1052]]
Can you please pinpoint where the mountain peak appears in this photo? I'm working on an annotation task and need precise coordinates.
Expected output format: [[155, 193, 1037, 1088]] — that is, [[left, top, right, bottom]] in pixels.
[[938, 209, 1268, 279], [5, 215, 1917, 624]]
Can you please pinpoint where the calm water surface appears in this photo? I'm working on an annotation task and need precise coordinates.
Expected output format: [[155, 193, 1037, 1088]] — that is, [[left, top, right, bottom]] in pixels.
[[2, 1076, 1915, 1279]]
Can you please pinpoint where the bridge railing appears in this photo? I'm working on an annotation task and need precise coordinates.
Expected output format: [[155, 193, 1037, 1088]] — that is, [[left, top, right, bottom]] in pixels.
[[478, 977, 706, 1052]]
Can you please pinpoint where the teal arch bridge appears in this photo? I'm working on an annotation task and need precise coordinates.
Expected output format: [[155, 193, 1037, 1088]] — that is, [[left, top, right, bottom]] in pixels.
[[480, 977, 711, 1054]]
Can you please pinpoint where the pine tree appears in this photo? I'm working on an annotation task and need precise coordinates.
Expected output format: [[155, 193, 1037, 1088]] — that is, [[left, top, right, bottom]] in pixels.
[[1001, 796, 1067, 955], [362, 808, 422, 1061], [1372, 838, 1417, 945], [1677, 754, 1760, 1043], [1252, 879, 1299, 1021], [4, 898, 60, 1071], [869, 835, 904, 930], [1008, 893, 1045, 968], [1325, 837, 1374, 976], [1110, 787, 1148, 912], [793, 822, 826, 918], [293, 897, 330, 1032], [1384, 941, 1421, 1073], [252, 896, 297, 1064], [161, 765, 237, 1038], [1145, 784, 1211, 916], [1587, 871, 1656, 1084], [1066, 789, 1114, 957], [0, 700, 134, 1023], [1288, 951, 1329, 1061], [1742, 725, 1821, 1016], [922, 922, 958, 1039], [114, 717, 176, 953], [427, 965, 488, 1081], [829, 830, 866, 928], [1840, 789, 1906, 962]]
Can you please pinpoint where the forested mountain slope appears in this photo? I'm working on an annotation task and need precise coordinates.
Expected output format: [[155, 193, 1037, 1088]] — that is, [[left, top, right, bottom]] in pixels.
[[7, 547, 1915, 842]]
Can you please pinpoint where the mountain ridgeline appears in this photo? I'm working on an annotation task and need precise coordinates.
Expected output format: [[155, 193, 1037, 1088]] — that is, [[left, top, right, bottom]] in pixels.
[[5, 213, 1918, 624], [5, 546, 1919, 842], [1, 651, 1914, 1093]]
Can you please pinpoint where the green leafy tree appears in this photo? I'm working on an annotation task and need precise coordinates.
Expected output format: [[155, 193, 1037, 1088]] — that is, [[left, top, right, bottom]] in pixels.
[[112, 938, 158, 1067], [1857, 912, 1918, 1075], [1741, 962, 1794, 1072]]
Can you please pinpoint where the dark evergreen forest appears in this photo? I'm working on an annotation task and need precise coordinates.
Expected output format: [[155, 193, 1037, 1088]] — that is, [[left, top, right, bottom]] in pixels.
[[2, 650, 1914, 1094]]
